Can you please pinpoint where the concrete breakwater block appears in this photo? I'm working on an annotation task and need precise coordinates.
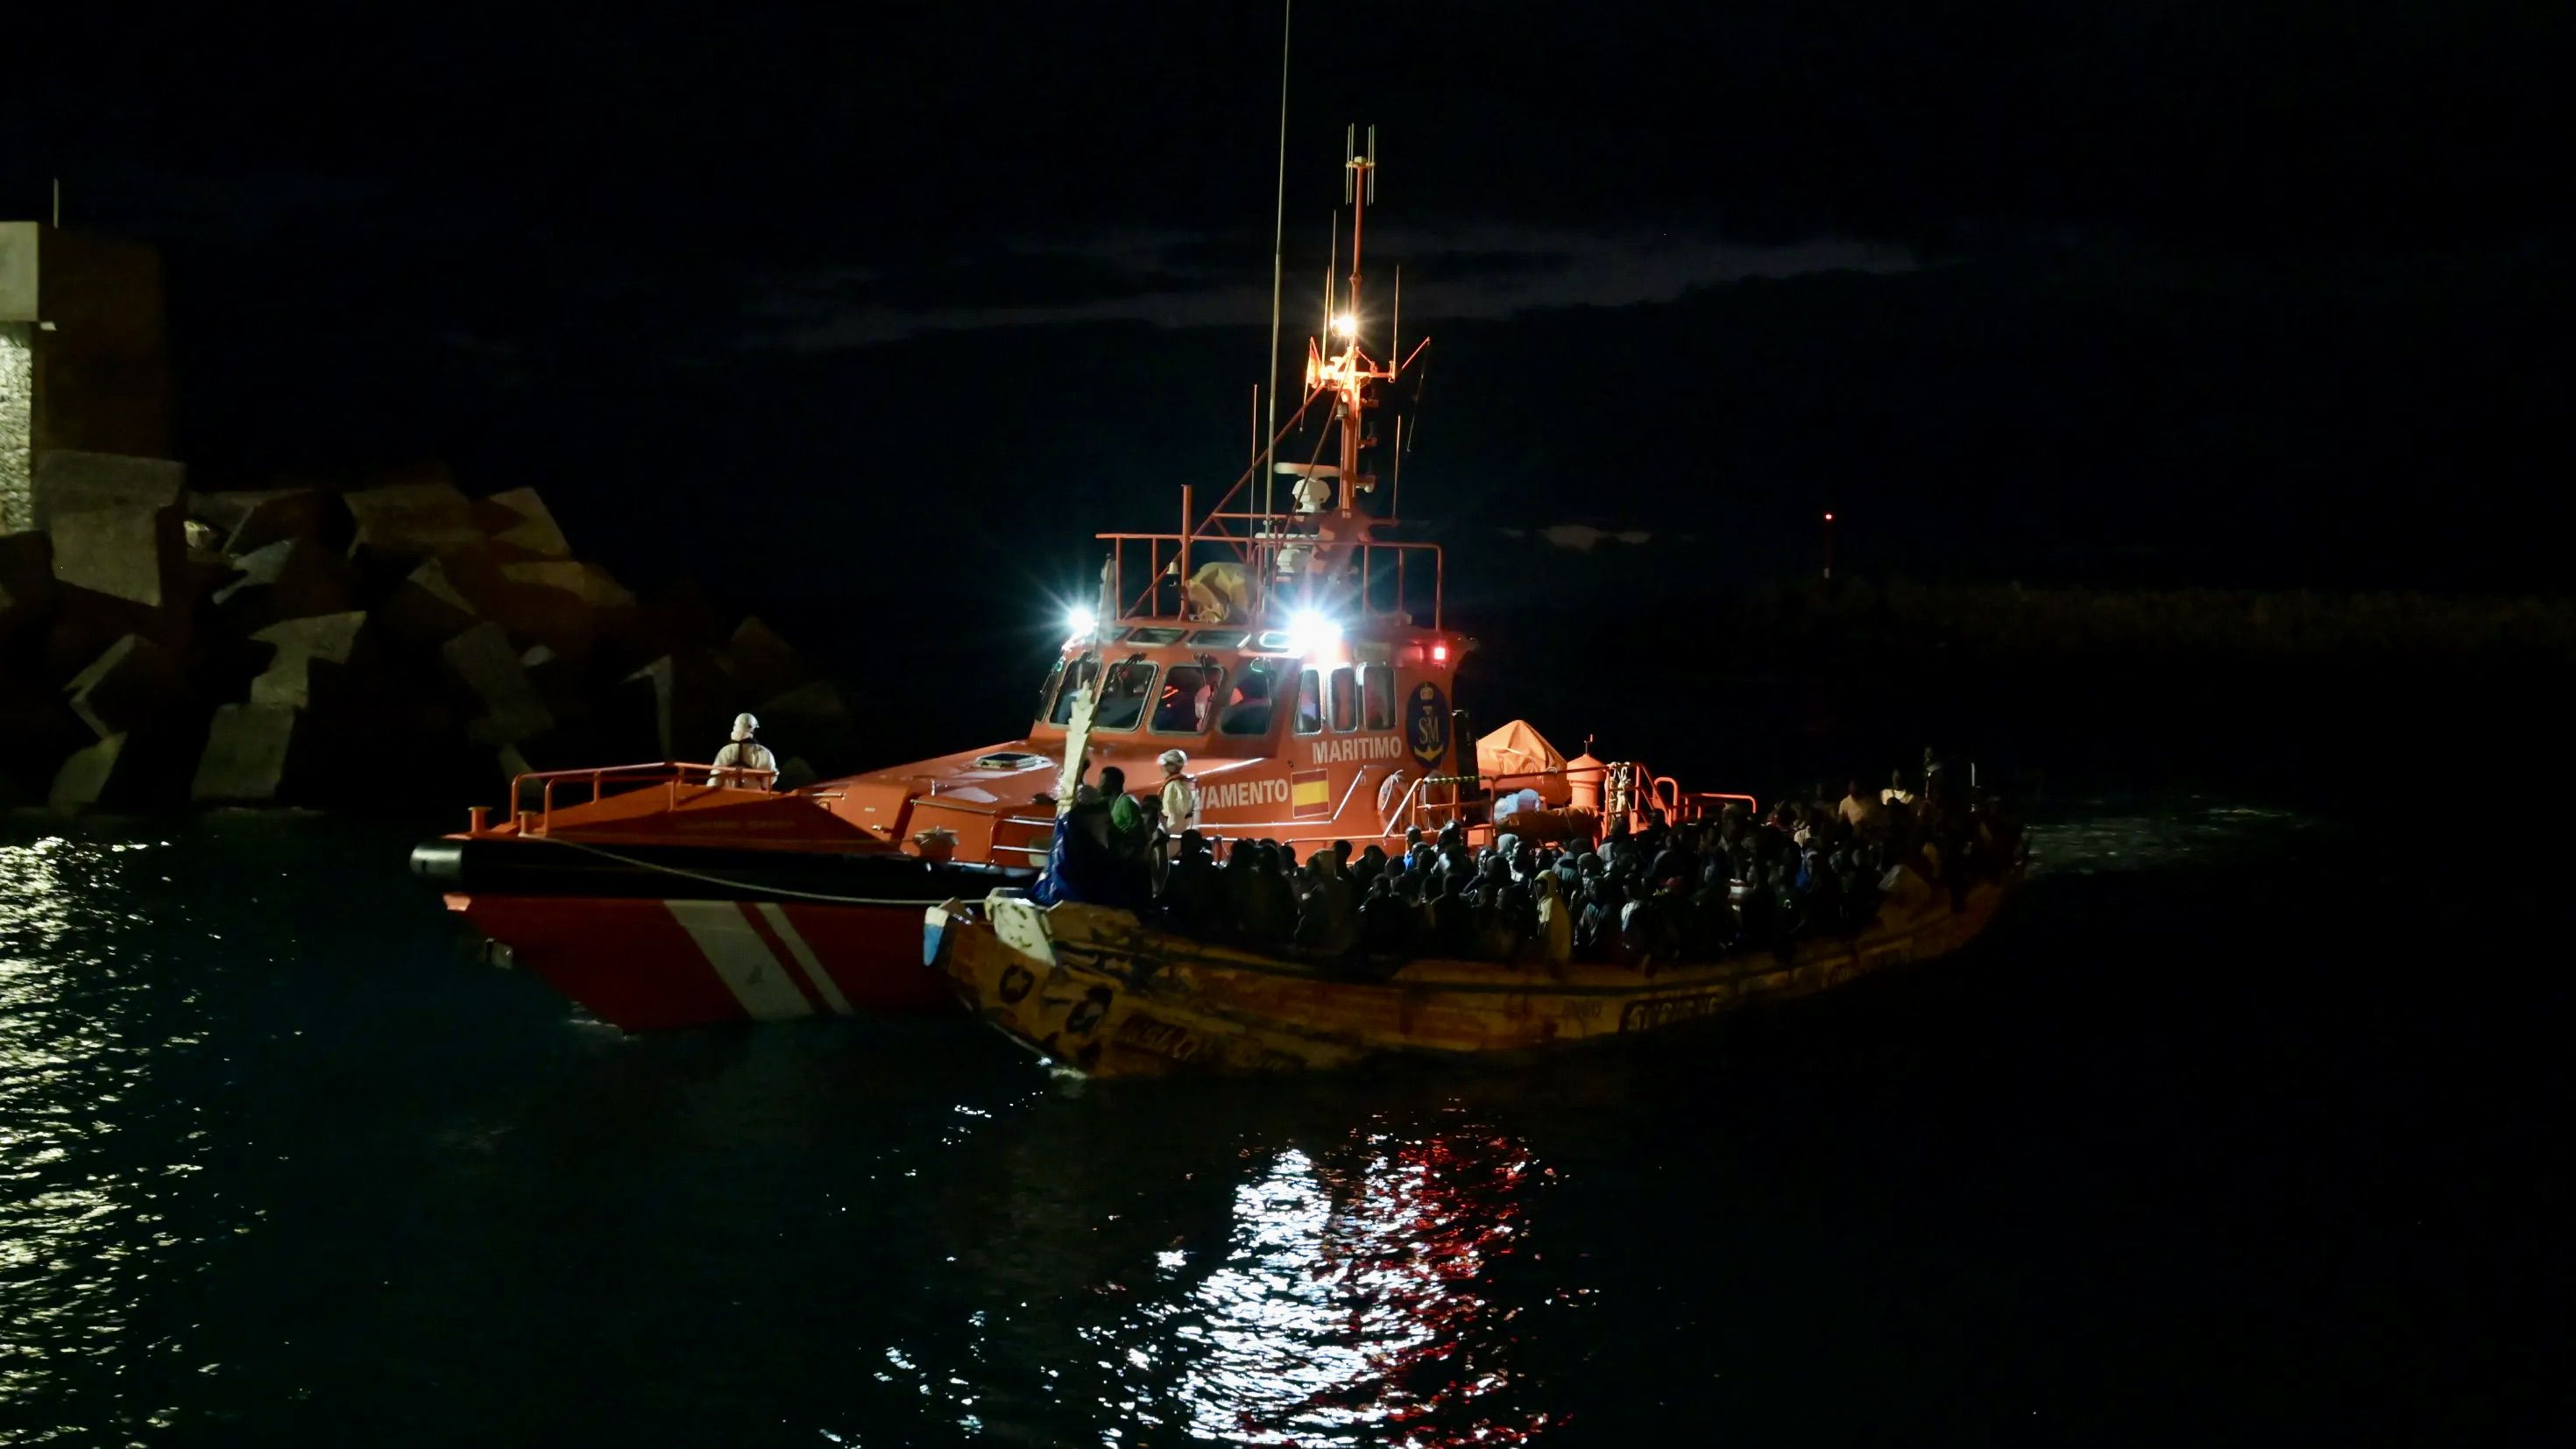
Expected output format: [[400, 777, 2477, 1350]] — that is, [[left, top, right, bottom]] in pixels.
[[63, 633, 183, 739], [0, 531, 53, 647], [0, 687, 90, 802], [50, 732, 131, 811], [754, 677, 862, 774], [248, 611, 373, 711], [472, 487, 571, 560], [46, 503, 184, 609], [620, 650, 739, 761], [31, 450, 184, 532], [443, 621, 554, 746], [377, 553, 486, 645], [728, 616, 811, 703], [211, 537, 356, 626], [343, 479, 481, 563], [482, 561, 634, 660], [498, 561, 634, 611], [194, 487, 350, 556], [191, 703, 298, 802]]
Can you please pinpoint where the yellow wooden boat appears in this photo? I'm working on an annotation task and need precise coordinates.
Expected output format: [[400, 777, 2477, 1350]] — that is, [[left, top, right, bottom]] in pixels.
[[924, 866, 2020, 1078]]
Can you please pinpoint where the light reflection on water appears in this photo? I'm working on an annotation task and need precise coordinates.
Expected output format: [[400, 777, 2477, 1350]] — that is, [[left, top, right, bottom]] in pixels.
[[6, 801, 2495, 1447], [0, 834, 192, 1431], [1115, 1131, 1545, 1445]]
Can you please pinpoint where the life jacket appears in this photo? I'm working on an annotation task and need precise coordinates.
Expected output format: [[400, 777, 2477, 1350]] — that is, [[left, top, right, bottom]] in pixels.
[[1163, 772, 1201, 828]]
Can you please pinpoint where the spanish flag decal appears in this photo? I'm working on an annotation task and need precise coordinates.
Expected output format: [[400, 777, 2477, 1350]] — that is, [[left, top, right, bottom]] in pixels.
[[1291, 768, 1333, 818]]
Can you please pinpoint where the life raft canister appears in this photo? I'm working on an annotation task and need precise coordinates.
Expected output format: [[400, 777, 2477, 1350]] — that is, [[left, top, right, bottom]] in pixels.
[[1567, 753, 1607, 814]]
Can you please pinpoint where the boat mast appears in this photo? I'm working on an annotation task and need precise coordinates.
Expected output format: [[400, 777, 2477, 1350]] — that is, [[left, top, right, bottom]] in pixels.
[[1339, 124, 1374, 515], [1263, 0, 1292, 523], [1306, 124, 1387, 523]]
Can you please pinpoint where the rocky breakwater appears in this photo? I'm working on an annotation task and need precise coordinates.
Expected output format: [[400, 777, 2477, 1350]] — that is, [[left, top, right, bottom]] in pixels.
[[1, 451, 867, 811]]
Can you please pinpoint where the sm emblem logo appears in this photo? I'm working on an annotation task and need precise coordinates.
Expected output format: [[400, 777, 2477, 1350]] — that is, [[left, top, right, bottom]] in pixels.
[[1407, 683, 1449, 768]]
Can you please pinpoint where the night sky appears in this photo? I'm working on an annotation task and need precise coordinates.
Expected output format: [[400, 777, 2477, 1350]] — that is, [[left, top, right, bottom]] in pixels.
[[4, 4, 2568, 680]]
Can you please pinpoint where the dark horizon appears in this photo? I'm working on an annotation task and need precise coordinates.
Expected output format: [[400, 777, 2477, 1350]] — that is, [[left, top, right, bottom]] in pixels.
[[5, 3, 2569, 637]]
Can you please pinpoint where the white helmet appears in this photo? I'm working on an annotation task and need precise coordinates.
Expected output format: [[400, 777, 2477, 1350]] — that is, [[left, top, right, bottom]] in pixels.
[[731, 712, 760, 741], [1158, 748, 1188, 771]]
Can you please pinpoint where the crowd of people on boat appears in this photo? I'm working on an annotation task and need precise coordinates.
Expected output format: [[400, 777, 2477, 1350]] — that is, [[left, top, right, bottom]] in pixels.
[[1036, 747, 2022, 967]]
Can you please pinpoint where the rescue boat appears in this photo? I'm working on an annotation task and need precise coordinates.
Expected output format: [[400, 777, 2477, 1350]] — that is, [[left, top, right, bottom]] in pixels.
[[924, 867, 2021, 1078], [415, 127, 1839, 1032]]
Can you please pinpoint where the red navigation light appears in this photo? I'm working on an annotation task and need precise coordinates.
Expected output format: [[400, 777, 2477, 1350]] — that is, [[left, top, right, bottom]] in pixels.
[[1432, 641, 1448, 662]]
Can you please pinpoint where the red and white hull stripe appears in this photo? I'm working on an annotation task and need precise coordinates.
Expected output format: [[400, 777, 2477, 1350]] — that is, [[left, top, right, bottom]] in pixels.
[[456, 894, 954, 1030]]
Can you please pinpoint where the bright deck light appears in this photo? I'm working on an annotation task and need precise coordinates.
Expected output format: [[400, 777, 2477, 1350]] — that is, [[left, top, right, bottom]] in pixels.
[[1065, 605, 1097, 638], [1284, 608, 1341, 654], [1333, 312, 1358, 337]]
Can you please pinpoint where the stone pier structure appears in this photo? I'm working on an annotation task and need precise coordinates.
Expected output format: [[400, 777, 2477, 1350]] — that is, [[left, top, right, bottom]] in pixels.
[[0, 222, 173, 535]]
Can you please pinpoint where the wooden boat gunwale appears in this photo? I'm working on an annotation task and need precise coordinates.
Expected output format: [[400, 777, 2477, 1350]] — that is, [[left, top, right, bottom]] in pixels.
[[931, 864, 2023, 1076]]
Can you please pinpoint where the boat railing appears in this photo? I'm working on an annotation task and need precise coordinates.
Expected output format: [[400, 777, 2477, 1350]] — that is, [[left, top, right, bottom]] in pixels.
[[1095, 487, 1444, 630], [1398, 771, 1496, 842], [1375, 766, 1759, 845], [475, 760, 781, 837]]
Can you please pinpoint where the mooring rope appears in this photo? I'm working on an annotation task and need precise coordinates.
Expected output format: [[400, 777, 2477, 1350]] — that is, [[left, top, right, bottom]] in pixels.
[[521, 833, 994, 908]]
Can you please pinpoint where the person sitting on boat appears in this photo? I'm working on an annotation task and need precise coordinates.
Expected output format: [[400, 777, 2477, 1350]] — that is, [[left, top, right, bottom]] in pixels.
[[1412, 838, 1440, 871], [1881, 768, 1917, 809], [1081, 766, 1131, 849], [1531, 872, 1574, 967], [1351, 844, 1388, 893], [1357, 874, 1409, 956], [1576, 878, 1624, 963], [1688, 858, 1738, 957], [1433, 871, 1477, 958], [1294, 853, 1359, 956], [1840, 777, 1886, 837], [708, 713, 777, 789], [1648, 831, 1695, 894], [1158, 830, 1228, 938], [1036, 785, 1119, 908], [1226, 842, 1295, 946], [1469, 882, 1518, 963]]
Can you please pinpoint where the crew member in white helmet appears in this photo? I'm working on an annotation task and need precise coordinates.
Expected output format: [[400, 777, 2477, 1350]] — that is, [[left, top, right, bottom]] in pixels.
[[1157, 748, 1200, 852], [709, 712, 778, 789]]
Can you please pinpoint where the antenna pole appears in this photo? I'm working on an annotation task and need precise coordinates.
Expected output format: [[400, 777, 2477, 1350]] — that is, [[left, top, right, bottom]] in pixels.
[[1262, 0, 1291, 523], [1324, 211, 1337, 405], [1392, 416, 1403, 521], [51, 178, 60, 229]]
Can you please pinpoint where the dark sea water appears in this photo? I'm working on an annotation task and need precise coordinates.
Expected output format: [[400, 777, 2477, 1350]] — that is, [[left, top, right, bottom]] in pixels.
[[2, 802, 2565, 1446]]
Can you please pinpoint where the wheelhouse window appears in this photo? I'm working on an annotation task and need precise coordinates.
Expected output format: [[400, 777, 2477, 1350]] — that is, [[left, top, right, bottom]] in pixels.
[[1329, 667, 1356, 732], [1154, 662, 1226, 733], [1362, 663, 1395, 731], [1033, 660, 1065, 724], [1295, 668, 1324, 735], [1047, 653, 1100, 725], [1092, 657, 1157, 732], [1219, 660, 1282, 736]]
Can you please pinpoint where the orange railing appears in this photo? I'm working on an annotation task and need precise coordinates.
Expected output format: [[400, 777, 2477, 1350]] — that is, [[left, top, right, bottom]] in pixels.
[[478, 760, 779, 837], [1100, 520, 1443, 631]]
